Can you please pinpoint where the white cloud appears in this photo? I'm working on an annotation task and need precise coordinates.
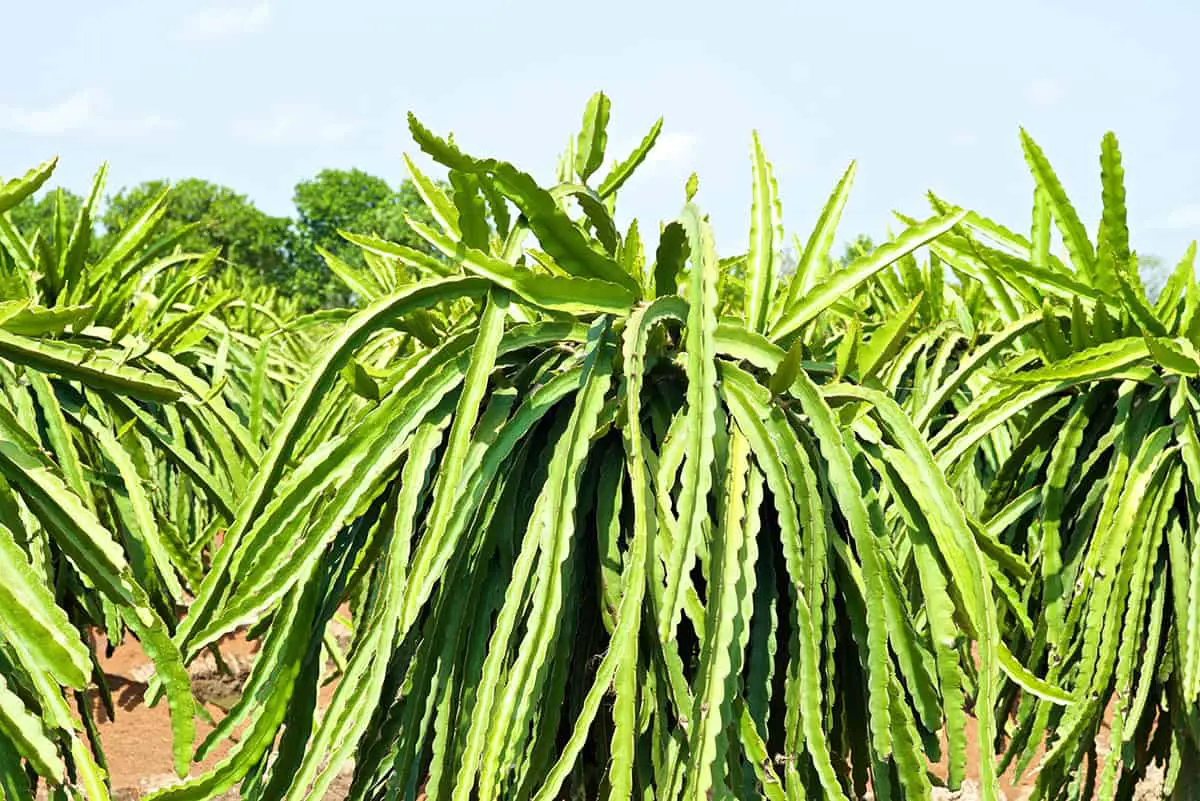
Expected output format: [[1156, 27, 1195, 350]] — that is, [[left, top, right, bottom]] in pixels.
[[232, 104, 359, 144], [644, 131, 699, 168], [1164, 204, 1200, 230], [180, 2, 270, 41], [0, 89, 100, 135], [1027, 78, 1067, 107], [0, 90, 174, 137]]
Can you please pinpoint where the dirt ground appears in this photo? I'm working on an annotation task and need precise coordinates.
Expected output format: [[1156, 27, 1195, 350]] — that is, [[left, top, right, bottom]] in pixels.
[[75, 633, 1163, 800], [77, 629, 349, 800]]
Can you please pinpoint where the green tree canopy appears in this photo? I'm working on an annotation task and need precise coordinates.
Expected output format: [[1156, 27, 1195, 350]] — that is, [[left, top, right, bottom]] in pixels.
[[291, 169, 437, 305], [1137, 253, 1169, 301], [99, 178, 292, 289], [10, 169, 442, 310], [7, 188, 85, 243], [839, 233, 876, 266]]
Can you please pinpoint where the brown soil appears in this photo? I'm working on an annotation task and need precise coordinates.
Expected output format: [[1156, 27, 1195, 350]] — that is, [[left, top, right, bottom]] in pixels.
[[89, 628, 259, 790], [922, 704, 1164, 800], [77, 628, 347, 800], [78, 631, 1164, 801]]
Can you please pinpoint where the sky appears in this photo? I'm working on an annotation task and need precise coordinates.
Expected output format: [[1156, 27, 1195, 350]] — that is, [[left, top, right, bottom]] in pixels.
[[2, 0, 1198, 263]]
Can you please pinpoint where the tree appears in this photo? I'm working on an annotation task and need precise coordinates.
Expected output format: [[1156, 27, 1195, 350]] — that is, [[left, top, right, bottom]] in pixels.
[[291, 169, 437, 306], [8, 188, 85, 241], [839, 233, 876, 266], [1137, 253, 1169, 301], [99, 179, 292, 289]]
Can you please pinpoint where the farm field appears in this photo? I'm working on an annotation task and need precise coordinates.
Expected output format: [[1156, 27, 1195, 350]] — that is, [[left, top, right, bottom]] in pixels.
[[70, 634, 1020, 800], [58, 633, 1166, 799], [1, 89, 1198, 801]]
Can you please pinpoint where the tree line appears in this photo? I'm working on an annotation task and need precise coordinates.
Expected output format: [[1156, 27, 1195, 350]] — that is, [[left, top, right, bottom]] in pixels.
[[11, 168, 437, 310]]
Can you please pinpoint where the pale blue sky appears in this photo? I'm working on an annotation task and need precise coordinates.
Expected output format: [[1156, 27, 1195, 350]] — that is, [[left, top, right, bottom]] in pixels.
[[2, 1, 1197, 262]]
